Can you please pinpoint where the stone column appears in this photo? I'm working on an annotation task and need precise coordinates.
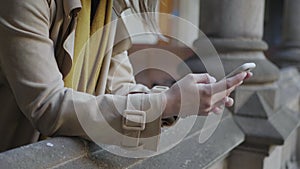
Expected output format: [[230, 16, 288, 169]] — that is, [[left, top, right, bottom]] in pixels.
[[270, 0, 300, 166], [193, 0, 300, 169], [198, 0, 279, 83], [272, 0, 300, 69]]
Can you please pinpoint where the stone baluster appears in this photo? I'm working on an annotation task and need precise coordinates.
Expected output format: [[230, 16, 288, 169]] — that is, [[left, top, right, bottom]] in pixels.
[[198, 0, 279, 83], [271, 0, 300, 166], [272, 0, 300, 70], [193, 0, 300, 169]]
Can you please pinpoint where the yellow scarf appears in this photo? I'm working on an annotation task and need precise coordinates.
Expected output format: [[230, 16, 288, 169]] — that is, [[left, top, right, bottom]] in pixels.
[[64, 0, 113, 94]]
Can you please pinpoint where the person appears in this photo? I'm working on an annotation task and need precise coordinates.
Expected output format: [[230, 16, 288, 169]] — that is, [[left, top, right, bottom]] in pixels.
[[0, 0, 251, 152]]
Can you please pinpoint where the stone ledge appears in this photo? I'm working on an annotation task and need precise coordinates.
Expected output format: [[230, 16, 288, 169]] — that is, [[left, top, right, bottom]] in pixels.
[[129, 111, 244, 169], [0, 137, 143, 169], [0, 137, 89, 169], [0, 112, 244, 169]]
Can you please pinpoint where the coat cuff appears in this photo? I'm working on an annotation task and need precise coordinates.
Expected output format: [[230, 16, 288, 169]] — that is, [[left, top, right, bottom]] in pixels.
[[121, 93, 165, 151]]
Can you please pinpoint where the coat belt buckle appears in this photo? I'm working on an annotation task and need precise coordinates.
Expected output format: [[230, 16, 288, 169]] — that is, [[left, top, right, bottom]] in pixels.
[[122, 110, 146, 131]]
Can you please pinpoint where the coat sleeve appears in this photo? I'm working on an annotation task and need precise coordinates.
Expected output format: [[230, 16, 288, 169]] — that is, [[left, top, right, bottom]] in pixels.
[[107, 51, 178, 128], [0, 0, 165, 150], [106, 51, 151, 95]]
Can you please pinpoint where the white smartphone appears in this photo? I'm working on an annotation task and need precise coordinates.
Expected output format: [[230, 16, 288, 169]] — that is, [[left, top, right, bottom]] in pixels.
[[225, 62, 256, 78]]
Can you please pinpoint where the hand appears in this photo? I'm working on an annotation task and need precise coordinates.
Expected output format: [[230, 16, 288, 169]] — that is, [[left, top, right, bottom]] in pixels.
[[163, 72, 252, 117]]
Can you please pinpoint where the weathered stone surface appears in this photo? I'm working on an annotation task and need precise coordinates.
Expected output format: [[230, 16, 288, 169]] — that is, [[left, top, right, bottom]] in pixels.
[[232, 68, 300, 146], [273, 50, 300, 70], [228, 147, 266, 169], [278, 68, 300, 112], [130, 111, 244, 169], [0, 137, 142, 169], [52, 157, 100, 169], [200, 0, 265, 39], [0, 111, 245, 169], [57, 147, 141, 169], [0, 137, 88, 169], [199, 0, 280, 84], [297, 128, 300, 166], [271, 0, 300, 70], [234, 116, 284, 145], [232, 83, 279, 117], [229, 126, 300, 169], [233, 107, 300, 146], [207, 39, 268, 52], [269, 108, 299, 140], [280, 130, 299, 169], [199, 1, 300, 169]]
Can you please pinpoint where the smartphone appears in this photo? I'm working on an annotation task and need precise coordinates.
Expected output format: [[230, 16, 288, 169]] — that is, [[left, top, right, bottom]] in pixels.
[[225, 62, 256, 78]]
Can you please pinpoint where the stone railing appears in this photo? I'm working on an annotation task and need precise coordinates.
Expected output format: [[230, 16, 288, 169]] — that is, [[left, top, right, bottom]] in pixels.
[[0, 110, 245, 169]]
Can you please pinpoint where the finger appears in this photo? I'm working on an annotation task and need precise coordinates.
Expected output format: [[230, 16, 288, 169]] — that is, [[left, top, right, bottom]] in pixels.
[[244, 72, 253, 80], [212, 96, 227, 108], [190, 73, 216, 84], [211, 96, 233, 114], [211, 106, 224, 115], [225, 97, 234, 107], [209, 78, 241, 108], [206, 82, 238, 107], [210, 72, 247, 94], [211, 101, 226, 115], [226, 80, 243, 96], [211, 93, 234, 107], [213, 83, 238, 103], [226, 72, 247, 88]]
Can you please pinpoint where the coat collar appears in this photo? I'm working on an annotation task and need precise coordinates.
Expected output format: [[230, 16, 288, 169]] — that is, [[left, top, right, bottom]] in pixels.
[[63, 0, 82, 17], [113, 0, 129, 17], [63, 0, 126, 17]]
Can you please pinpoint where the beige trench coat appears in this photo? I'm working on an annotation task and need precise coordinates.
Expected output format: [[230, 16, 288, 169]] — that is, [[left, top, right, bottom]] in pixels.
[[0, 0, 167, 152]]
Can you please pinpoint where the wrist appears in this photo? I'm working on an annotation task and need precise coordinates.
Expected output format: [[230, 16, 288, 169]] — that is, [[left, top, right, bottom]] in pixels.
[[162, 90, 179, 118]]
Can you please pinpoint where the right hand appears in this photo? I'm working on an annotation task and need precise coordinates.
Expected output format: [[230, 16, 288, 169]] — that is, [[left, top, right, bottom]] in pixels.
[[162, 72, 249, 117]]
